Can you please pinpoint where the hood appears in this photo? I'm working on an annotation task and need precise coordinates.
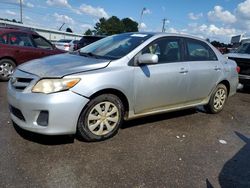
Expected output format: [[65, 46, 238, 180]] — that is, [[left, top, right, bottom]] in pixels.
[[225, 53, 250, 59], [18, 53, 110, 77]]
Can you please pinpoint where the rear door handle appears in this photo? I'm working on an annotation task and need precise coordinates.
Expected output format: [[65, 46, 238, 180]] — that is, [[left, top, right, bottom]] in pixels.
[[214, 66, 221, 71], [179, 68, 188, 74]]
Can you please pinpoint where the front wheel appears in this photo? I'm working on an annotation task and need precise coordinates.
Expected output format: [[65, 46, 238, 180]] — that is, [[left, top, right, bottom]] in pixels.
[[0, 59, 16, 81], [77, 94, 124, 141], [205, 84, 228, 114]]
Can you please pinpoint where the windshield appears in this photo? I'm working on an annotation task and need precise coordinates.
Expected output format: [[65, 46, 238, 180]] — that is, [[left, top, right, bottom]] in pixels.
[[236, 43, 250, 54], [79, 33, 153, 60]]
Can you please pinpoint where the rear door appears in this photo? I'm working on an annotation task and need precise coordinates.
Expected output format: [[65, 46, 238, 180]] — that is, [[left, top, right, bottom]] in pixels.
[[183, 38, 221, 101], [134, 37, 190, 114]]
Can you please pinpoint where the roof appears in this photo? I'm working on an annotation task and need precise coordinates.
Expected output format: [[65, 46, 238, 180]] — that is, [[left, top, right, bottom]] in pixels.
[[0, 20, 83, 37], [0, 27, 38, 35], [139, 32, 206, 41]]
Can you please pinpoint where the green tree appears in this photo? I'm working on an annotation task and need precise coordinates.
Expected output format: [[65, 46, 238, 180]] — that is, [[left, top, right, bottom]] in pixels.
[[106, 16, 124, 35], [94, 17, 108, 35], [211, 41, 222, 47], [84, 29, 93, 35], [211, 40, 228, 47], [122, 18, 138, 32], [94, 16, 138, 35], [66, 27, 73, 33]]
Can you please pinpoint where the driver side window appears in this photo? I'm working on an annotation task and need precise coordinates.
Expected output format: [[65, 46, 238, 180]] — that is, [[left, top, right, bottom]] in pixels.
[[32, 35, 53, 50], [141, 37, 181, 63]]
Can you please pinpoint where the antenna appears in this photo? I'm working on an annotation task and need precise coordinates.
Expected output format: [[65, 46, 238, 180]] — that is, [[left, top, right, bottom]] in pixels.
[[59, 23, 65, 31]]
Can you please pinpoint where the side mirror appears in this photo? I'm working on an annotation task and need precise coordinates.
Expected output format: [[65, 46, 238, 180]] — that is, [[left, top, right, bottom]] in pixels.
[[138, 53, 158, 65]]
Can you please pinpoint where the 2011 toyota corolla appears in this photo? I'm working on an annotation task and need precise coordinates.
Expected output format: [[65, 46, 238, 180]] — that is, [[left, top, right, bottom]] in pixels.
[[7, 32, 239, 141]]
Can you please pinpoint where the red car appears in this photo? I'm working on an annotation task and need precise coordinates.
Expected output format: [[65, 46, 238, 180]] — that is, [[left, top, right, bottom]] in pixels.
[[0, 28, 65, 80]]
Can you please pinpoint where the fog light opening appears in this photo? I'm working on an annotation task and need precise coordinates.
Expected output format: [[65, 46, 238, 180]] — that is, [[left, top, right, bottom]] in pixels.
[[37, 111, 49, 127]]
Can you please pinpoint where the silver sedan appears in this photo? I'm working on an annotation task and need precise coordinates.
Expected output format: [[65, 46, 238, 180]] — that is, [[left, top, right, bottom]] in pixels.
[[8, 32, 239, 141]]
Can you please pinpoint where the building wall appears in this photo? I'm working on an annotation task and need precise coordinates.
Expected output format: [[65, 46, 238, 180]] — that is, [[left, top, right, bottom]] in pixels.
[[36, 30, 82, 42]]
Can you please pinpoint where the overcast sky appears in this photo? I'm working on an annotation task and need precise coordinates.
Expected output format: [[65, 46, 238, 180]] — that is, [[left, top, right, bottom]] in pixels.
[[0, 0, 250, 43]]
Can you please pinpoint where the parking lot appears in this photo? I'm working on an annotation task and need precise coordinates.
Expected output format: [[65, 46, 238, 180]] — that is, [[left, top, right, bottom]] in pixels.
[[0, 81, 249, 187]]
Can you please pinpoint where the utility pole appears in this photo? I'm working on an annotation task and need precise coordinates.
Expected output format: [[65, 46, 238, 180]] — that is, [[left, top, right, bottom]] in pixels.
[[162, 18, 168, 32], [20, 0, 23, 23], [139, 7, 146, 31]]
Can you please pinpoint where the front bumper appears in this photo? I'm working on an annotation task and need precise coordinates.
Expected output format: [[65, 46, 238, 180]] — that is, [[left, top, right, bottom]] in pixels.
[[7, 82, 89, 135]]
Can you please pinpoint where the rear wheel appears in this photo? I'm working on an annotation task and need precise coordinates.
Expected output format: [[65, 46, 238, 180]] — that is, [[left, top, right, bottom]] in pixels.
[[77, 94, 124, 141], [0, 59, 16, 81], [205, 84, 228, 114]]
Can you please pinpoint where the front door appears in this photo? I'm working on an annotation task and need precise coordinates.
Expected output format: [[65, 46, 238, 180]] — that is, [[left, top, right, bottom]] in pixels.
[[31, 35, 57, 58], [134, 37, 190, 114]]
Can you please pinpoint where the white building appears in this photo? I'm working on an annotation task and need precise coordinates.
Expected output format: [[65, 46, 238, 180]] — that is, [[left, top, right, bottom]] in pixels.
[[0, 20, 83, 42]]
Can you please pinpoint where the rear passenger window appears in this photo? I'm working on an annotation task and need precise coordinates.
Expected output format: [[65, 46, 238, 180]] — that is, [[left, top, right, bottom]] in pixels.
[[141, 38, 181, 63], [9, 33, 33, 47], [186, 39, 217, 61], [0, 34, 8, 44]]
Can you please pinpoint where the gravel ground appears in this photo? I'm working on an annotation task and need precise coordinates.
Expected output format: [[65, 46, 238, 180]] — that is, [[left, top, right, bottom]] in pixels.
[[0, 82, 249, 188]]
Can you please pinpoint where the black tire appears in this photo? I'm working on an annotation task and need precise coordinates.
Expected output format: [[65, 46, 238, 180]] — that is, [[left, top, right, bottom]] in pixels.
[[205, 84, 228, 114], [77, 94, 124, 142], [0, 59, 16, 81]]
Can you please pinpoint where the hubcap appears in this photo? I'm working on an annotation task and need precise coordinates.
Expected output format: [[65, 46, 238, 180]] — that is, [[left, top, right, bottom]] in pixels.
[[87, 102, 119, 136], [0, 63, 14, 78], [213, 88, 226, 110]]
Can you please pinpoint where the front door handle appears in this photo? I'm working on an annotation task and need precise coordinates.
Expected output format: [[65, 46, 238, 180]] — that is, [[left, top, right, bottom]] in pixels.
[[179, 68, 188, 74]]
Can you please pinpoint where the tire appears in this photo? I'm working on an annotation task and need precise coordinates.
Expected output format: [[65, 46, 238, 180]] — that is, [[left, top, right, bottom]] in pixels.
[[0, 59, 16, 81], [77, 94, 124, 141], [205, 84, 228, 114]]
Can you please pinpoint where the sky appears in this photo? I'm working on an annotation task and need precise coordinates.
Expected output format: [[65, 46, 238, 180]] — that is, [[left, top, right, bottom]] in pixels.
[[0, 0, 250, 43]]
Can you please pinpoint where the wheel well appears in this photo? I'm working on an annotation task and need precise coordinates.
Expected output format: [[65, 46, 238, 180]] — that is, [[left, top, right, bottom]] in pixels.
[[0, 57, 17, 65], [219, 80, 230, 95], [89, 89, 129, 117]]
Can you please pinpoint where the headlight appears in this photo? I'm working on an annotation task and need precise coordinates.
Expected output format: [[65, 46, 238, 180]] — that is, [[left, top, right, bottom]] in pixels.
[[32, 78, 80, 94]]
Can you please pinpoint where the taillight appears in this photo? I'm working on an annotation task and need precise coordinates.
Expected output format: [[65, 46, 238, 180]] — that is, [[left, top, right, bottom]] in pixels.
[[236, 66, 240, 73], [64, 44, 70, 47]]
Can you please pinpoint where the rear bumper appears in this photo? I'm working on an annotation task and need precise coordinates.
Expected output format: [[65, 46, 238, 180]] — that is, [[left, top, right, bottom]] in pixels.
[[239, 74, 250, 87], [7, 82, 89, 135], [228, 74, 238, 97]]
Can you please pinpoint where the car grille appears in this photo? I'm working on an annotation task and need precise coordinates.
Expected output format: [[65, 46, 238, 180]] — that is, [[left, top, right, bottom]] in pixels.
[[9, 105, 26, 122], [11, 77, 33, 91], [228, 57, 250, 76]]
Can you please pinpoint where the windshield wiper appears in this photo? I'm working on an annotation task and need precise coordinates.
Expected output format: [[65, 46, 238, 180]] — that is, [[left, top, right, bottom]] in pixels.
[[79, 52, 100, 58]]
